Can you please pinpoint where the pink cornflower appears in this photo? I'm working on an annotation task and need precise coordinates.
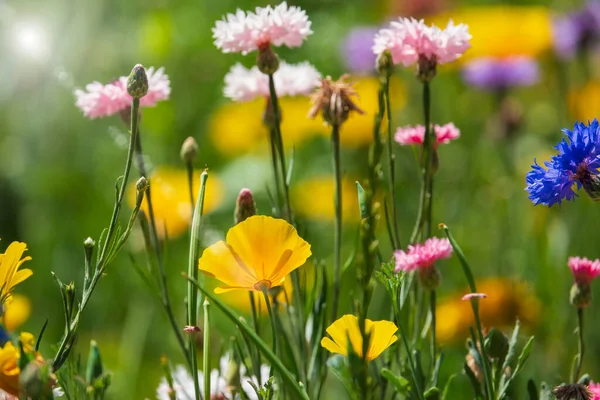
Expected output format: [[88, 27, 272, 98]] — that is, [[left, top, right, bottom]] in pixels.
[[462, 293, 487, 301], [394, 123, 460, 147], [224, 61, 320, 102], [589, 381, 600, 399], [74, 67, 170, 119], [394, 237, 453, 273], [212, 2, 312, 55], [373, 18, 471, 67], [568, 256, 600, 284]]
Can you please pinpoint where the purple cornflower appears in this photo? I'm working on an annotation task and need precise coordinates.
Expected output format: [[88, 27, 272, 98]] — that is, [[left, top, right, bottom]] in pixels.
[[462, 57, 539, 90], [341, 27, 379, 74], [552, 1, 600, 59]]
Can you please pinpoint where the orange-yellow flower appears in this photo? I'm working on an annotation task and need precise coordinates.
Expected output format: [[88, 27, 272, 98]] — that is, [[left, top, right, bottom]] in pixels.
[[569, 81, 600, 122], [127, 166, 224, 239], [321, 314, 398, 361], [1, 295, 31, 333], [0, 332, 35, 396], [291, 177, 361, 223], [0, 242, 32, 305], [199, 216, 312, 293]]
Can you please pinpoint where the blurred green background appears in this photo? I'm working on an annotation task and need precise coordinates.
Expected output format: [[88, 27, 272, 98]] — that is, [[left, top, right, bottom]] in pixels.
[[1, 0, 600, 397]]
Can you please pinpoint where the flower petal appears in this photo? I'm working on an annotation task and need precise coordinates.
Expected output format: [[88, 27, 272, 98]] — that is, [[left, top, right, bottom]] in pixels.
[[198, 241, 257, 291], [366, 320, 399, 361]]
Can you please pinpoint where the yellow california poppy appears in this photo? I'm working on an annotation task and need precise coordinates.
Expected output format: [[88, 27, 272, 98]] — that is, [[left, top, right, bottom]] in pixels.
[[569, 81, 600, 122], [0, 332, 35, 396], [199, 216, 312, 293], [0, 242, 32, 306], [127, 166, 224, 240], [2, 295, 31, 333], [436, 278, 540, 344], [321, 314, 398, 361], [429, 6, 552, 60], [291, 176, 361, 223]]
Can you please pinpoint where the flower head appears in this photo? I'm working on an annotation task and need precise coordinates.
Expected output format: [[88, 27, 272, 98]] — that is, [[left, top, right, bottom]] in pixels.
[[589, 381, 600, 400], [373, 18, 471, 68], [395, 123, 460, 147], [212, 2, 312, 55], [308, 75, 365, 127], [526, 120, 600, 207], [0, 333, 36, 396], [0, 242, 32, 305], [224, 61, 320, 102], [320, 315, 398, 361], [569, 256, 600, 285], [74, 67, 170, 119], [291, 177, 361, 223], [394, 237, 452, 273], [462, 57, 539, 90], [341, 27, 379, 74], [552, 1, 600, 60], [199, 216, 311, 293]]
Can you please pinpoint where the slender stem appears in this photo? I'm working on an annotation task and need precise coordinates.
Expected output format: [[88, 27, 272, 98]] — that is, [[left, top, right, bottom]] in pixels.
[[430, 289, 436, 377], [267, 74, 292, 222], [383, 77, 400, 249], [186, 162, 195, 217], [187, 171, 208, 399], [392, 298, 424, 400], [330, 124, 343, 323], [575, 307, 585, 382], [425, 177, 434, 240], [203, 298, 211, 399], [247, 291, 262, 382], [268, 127, 283, 215], [261, 288, 277, 379]]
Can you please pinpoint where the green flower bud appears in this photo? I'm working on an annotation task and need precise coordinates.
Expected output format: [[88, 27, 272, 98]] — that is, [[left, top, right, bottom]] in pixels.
[[127, 64, 149, 98], [86, 340, 104, 385], [376, 50, 394, 78], [136, 176, 149, 193], [483, 328, 509, 359], [418, 266, 440, 290], [180, 137, 198, 165], [257, 46, 280, 75], [417, 55, 437, 83], [570, 282, 592, 308]]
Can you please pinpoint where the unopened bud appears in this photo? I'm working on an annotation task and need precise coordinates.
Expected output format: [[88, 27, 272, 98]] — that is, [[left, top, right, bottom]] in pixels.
[[257, 46, 280, 75], [417, 266, 440, 290], [86, 340, 104, 386], [570, 282, 592, 308], [127, 64, 149, 98], [484, 328, 509, 359], [84, 237, 95, 249], [417, 55, 437, 83], [136, 177, 149, 193], [180, 137, 198, 165], [376, 50, 394, 78], [235, 188, 257, 224]]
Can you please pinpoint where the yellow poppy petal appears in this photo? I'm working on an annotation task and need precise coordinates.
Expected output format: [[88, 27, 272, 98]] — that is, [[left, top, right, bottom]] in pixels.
[[199, 241, 258, 292], [320, 337, 347, 356], [366, 320, 399, 361]]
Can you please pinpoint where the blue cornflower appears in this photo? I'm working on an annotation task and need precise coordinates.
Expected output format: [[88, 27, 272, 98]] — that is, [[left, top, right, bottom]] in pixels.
[[526, 119, 600, 206]]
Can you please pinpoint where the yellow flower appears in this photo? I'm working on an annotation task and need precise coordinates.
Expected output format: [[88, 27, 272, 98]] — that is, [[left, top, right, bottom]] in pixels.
[[430, 6, 552, 60], [199, 215, 312, 293], [569, 81, 600, 122], [0, 332, 35, 396], [2, 295, 31, 332], [321, 314, 398, 361], [436, 278, 541, 344], [0, 242, 32, 305], [291, 176, 361, 223], [127, 166, 224, 239]]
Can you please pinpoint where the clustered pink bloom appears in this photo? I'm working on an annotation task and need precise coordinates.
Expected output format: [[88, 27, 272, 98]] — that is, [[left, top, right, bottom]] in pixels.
[[461, 293, 487, 301], [568, 256, 600, 284], [212, 2, 312, 55], [74, 67, 170, 119], [394, 237, 453, 273], [224, 61, 321, 102], [373, 17, 471, 66], [589, 381, 600, 400], [394, 122, 460, 147]]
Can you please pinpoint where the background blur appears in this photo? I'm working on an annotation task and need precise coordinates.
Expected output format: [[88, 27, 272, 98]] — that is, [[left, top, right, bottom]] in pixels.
[[1, 0, 599, 397]]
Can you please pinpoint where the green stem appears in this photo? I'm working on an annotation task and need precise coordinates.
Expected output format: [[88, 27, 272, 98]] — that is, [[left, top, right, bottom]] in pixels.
[[430, 289, 436, 378], [247, 291, 262, 382], [261, 287, 277, 379], [186, 162, 195, 217], [269, 127, 284, 215], [203, 298, 211, 399], [187, 171, 208, 399], [331, 124, 343, 323], [575, 307, 585, 382], [383, 76, 400, 249]]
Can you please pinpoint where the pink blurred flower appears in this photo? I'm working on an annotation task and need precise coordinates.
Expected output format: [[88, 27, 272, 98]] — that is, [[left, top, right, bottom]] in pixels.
[[373, 18, 471, 67], [394, 123, 460, 146], [462, 293, 487, 301], [394, 237, 453, 273], [74, 67, 170, 119], [212, 2, 312, 55], [224, 61, 320, 102], [568, 256, 600, 284], [589, 381, 600, 399]]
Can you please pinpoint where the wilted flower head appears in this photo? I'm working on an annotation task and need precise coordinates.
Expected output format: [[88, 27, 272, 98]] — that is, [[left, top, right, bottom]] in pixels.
[[212, 2, 312, 55], [462, 57, 539, 90], [394, 123, 460, 147], [394, 237, 453, 273], [552, 383, 592, 400], [224, 61, 320, 102], [552, 1, 600, 60], [526, 120, 600, 207], [342, 27, 379, 74], [74, 67, 170, 119], [373, 17, 471, 73], [308, 75, 365, 127]]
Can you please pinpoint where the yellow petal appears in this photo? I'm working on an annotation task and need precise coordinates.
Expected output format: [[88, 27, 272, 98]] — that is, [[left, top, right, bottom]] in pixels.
[[2, 294, 31, 332], [9, 269, 32, 288], [320, 337, 347, 356], [198, 241, 257, 291], [323, 314, 364, 357], [365, 320, 399, 361]]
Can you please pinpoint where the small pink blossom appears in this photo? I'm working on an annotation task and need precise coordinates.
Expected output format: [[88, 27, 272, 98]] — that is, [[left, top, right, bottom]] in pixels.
[[224, 61, 320, 102], [212, 2, 312, 55], [373, 18, 471, 67], [394, 237, 453, 273], [74, 67, 170, 119], [589, 381, 600, 399], [394, 123, 460, 146], [462, 293, 487, 301], [568, 256, 600, 284]]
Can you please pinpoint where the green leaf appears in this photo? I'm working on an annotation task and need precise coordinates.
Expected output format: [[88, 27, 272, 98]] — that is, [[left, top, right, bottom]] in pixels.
[[501, 319, 521, 374], [381, 368, 410, 396], [327, 355, 359, 400], [527, 378, 537, 400], [515, 336, 534, 374], [424, 387, 440, 400], [463, 362, 484, 400], [356, 182, 368, 219]]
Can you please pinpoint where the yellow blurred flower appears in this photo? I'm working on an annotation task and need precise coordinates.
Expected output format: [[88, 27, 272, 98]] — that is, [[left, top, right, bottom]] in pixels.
[[0, 332, 35, 396], [569, 81, 600, 122], [430, 6, 552, 60], [436, 278, 541, 344], [1, 295, 30, 333], [321, 314, 398, 361], [0, 242, 32, 305], [127, 166, 224, 240], [199, 216, 312, 293], [291, 176, 361, 223]]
